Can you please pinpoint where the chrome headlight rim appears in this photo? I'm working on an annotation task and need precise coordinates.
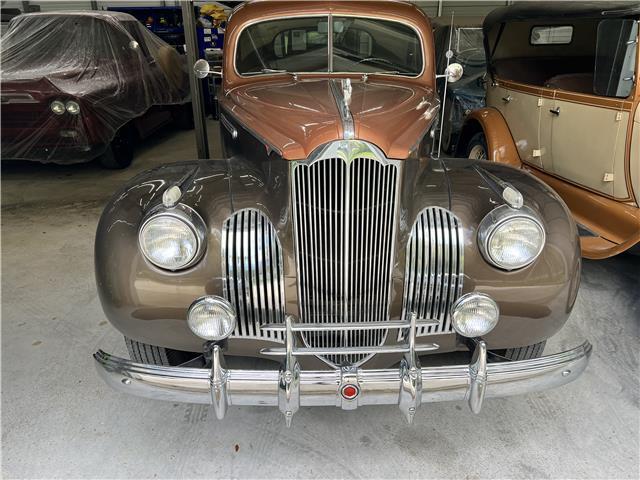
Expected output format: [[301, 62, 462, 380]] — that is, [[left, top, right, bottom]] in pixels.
[[451, 292, 500, 338], [187, 295, 237, 341], [478, 205, 546, 271], [138, 204, 207, 272]]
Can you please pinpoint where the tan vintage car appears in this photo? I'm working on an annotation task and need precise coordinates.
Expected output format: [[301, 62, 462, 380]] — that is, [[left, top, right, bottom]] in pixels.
[[458, 2, 640, 259], [93, 1, 590, 426]]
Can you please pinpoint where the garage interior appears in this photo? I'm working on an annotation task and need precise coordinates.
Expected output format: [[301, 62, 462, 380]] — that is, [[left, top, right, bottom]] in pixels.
[[1, 1, 639, 479]]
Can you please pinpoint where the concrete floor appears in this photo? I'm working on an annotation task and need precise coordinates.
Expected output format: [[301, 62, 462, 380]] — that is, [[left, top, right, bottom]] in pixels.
[[2, 122, 639, 478]]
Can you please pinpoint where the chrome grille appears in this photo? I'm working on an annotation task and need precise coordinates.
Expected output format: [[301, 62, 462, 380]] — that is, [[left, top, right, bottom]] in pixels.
[[401, 207, 464, 338], [222, 209, 285, 342], [292, 153, 399, 366]]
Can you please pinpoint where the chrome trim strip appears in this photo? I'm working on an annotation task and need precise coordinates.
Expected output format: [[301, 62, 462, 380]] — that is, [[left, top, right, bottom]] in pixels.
[[222, 209, 285, 342], [219, 113, 238, 140], [94, 341, 592, 412], [329, 79, 355, 140], [401, 207, 464, 338], [261, 343, 439, 356], [261, 319, 439, 332]]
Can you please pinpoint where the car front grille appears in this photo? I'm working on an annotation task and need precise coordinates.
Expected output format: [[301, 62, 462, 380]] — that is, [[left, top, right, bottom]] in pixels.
[[400, 206, 464, 339], [222, 208, 285, 343], [292, 154, 400, 366]]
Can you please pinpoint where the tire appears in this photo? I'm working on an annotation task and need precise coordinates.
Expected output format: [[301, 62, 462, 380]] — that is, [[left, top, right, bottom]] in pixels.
[[498, 341, 546, 361], [125, 337, 199, 366], [465, 131, 488, 160], [99, 125, 135, 169], [172, 103, 195, 130]]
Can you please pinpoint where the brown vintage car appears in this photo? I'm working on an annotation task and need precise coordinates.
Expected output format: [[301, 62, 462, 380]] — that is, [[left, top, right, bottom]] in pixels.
[[457, 2, 640, 259], [93, 1, 591, 425]]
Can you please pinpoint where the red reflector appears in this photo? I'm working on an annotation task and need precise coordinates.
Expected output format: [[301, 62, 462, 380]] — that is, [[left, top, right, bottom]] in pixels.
[[341, 384, 359, 400]]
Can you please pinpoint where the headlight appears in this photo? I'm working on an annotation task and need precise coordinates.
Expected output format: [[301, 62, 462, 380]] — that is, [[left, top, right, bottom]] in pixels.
[[50, 100, 65, 115], [187, 296, 236, 341], [65, 100, 80, 115], [138, 205, 206, 271], [478, 205, 545, 270], [451, 292, 499, 338]]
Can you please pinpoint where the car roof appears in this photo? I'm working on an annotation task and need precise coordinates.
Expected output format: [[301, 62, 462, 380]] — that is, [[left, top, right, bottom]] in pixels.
[[485, 1, 639, 32]]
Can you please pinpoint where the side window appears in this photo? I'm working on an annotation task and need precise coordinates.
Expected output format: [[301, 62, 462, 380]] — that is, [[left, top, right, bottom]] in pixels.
[[594, 19, 638, 98], [530, 25, 573, 45]]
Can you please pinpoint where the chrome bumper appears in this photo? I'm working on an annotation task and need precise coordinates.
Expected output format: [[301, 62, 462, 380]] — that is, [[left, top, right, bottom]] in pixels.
[[94, 339, 591, 426]]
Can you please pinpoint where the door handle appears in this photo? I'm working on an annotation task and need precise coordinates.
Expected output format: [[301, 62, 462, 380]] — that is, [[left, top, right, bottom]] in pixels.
[[549, 107, 561, 115], [502, 95, 512, 103]]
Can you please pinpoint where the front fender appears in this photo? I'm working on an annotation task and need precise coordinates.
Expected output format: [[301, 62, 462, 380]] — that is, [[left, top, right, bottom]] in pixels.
[[443, 158, 581, 348], [95, 160, 233, 351], [459, 108, 521, 167]]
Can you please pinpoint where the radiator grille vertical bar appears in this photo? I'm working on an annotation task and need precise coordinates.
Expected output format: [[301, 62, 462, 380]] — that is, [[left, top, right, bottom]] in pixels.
[[401, 207, 464, 338], [292, 155, 399, 366], [222, 209, 285, 342]]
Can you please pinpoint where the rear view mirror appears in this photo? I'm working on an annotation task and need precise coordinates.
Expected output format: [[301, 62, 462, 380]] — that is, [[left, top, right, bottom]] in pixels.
[[594, 19, 638, 98]]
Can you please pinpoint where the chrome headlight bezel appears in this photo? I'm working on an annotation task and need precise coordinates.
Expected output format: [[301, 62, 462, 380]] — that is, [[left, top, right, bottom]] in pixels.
[[478, 205, 546, 271], [138, 204, 207, 271], [187, 295, 237, 341]]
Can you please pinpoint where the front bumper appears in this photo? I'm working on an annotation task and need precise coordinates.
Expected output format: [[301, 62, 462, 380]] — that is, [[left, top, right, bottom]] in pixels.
[[94, 339, 591, 425]]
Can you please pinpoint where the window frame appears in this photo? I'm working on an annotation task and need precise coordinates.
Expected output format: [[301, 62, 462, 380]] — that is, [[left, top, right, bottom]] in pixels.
[[233, 13, 426, 79]]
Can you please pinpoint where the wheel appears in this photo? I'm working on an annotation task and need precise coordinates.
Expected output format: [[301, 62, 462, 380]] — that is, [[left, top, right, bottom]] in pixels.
[[497, 341, 546, 361], [99, 125, 135, 169], [125, 337, 199, 366], [465, 131, 488, 160], [171, 103, 195, 130]]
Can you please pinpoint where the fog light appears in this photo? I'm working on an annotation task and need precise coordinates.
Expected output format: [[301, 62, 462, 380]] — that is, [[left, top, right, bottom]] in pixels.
[[187, 296, 236, 341], [451, 293, 499, 338]]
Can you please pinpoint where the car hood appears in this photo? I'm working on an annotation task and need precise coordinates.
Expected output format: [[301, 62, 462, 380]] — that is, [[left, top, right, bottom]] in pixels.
[[222, 78, 440, 160]]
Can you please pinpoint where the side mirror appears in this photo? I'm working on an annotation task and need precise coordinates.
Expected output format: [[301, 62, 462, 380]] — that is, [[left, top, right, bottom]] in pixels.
[[444, 62, 464, 83], [194, 59, 211, 79], [194, 59, 223, 79]]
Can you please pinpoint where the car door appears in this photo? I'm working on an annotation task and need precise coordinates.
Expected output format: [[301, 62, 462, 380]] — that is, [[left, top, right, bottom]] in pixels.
[[546, 95, 630, 198], [487, 81, 544, 168]]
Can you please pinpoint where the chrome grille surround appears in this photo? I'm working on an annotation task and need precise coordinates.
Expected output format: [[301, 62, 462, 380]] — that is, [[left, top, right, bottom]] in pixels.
[[291, 140, 401, 367], [222, 208, 285, 342], [401, 207, 464, 339]]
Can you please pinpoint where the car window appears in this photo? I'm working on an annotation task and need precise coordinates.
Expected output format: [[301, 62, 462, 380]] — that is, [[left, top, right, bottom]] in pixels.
[[594, 19, 638, 98], [530, 25, 573, 45], [236, 17, 329, 74], [235, 16, 422, 76], [332, 17, 422, 75]]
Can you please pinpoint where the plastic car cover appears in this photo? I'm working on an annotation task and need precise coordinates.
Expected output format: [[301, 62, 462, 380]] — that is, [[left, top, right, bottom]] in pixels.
[[0, 12, 190, 164]]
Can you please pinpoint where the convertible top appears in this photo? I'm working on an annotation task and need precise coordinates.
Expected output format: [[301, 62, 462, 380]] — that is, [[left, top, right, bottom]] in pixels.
[[484, 1, 640, 34]]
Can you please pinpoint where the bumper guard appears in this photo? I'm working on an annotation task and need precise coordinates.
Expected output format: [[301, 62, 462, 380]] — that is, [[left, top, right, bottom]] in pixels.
[[94, 315, 591, 426]]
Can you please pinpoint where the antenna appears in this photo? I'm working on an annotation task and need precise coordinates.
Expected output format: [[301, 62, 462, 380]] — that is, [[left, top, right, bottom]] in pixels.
[[436, 11, 455, 158]]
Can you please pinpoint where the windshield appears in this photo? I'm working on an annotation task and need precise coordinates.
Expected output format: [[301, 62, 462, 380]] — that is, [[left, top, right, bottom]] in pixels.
[[235, 16, 423, 76], [454, 27, 485, 68]]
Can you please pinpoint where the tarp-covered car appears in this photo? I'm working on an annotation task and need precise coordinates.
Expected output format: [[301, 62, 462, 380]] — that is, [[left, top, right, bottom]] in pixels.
[[1, 11, 191, 168]]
